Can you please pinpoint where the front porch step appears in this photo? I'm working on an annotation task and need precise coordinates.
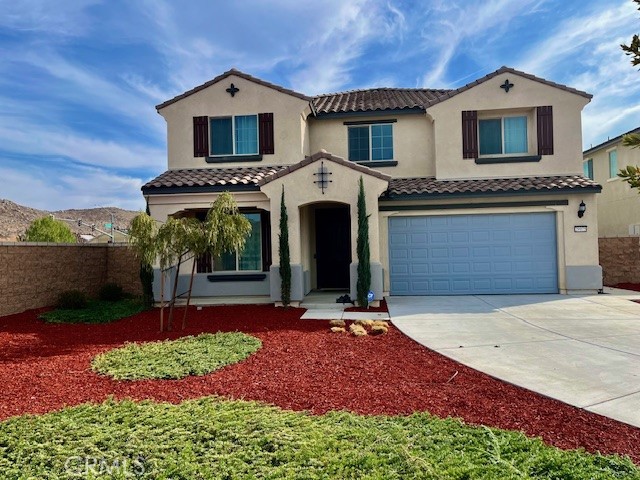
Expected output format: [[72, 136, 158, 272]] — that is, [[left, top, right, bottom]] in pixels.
[[299, 302, 350, 311]]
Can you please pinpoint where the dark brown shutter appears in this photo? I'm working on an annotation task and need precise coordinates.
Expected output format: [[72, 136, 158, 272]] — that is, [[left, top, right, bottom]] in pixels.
[[193, 116, 209, 157], [258, 113, 274, 155], [260, 210, 271, 271], [461, 110, 478, 159], [537, 106, 554, 155]]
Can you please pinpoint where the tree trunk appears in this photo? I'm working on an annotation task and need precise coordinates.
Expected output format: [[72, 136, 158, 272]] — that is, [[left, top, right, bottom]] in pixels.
[[167, 253, 183, 331], [182, 257, 197, 330], [160, 270, 165, 332]]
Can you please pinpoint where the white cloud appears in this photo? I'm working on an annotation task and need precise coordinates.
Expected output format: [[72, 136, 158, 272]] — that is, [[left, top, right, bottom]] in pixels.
[[0, 0, 99, 37], [417, 0, 548, 87], [0, 161, 146, 211], [1, 49, 165, 139], [517, 0, 640, 147], [0, 112, 165, 171], [131, 0, 406, 96]]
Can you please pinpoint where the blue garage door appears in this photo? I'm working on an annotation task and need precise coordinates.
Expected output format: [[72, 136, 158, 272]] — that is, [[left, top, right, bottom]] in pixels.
[[389, 213, 558, 295]]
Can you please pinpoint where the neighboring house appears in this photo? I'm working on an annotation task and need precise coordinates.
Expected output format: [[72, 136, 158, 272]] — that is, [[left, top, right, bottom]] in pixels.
[[89, 230, 129, 243], [583, 127, 640, 237], [143, 66, 602, 304]]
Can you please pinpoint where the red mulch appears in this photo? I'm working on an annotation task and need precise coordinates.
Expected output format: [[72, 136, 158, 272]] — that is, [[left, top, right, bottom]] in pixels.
[[614, 283, 640, 293], [344, 299, 388, 312], [0, 306, 639, 463]]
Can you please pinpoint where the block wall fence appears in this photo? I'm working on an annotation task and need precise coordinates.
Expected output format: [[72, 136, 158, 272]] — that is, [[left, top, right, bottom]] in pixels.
[[598, 236, 640, 286], [0, 243, 141, 317]]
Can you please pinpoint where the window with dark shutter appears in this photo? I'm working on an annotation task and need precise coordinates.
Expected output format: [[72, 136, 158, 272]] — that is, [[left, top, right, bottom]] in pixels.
[[193, 116, 209, 157], [258, 113, 274, 155], [462, 110, 478, 159], [537, 106, 554, 155]]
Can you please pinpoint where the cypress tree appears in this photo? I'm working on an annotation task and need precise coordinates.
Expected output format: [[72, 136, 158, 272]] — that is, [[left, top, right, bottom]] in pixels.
[[279, 186, 291, 306], [356, 176, 371, 307]]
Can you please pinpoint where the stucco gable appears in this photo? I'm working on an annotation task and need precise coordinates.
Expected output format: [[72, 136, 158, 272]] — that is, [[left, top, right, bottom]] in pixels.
[[257, 150, 391, 186], [156, 68, 312, 111], [424, 66, 592, 109]]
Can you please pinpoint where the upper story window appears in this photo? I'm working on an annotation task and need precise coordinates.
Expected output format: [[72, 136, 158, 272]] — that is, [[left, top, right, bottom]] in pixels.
[[463, 107, 552, 162], [210, 115, 258, 156], [583, 158, 594, 180], [479, 116, 528, 156], [192, 113, 274, 160], [608, 149, 618, 178], [348, 124, 393, 162]]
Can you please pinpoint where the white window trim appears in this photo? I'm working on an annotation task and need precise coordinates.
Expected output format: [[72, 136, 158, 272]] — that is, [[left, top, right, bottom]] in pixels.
[[583, 158, 594, 180], [209, 114, 259, 157], [607, 147, 618, 180], [348, 124, 394, 162], [478, 114, 530, 157]]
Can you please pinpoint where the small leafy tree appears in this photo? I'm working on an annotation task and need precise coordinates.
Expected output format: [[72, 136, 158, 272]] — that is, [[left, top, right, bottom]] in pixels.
[[22, 216, 76, 243], [129, 193, 251, 331], [621, 0, 640, 67], [619, 165, 640, 190], [356, 176, 371, 308], [621, 0, 640, 147], [279, 186, 291, 306], [129, 213, 158, 308]]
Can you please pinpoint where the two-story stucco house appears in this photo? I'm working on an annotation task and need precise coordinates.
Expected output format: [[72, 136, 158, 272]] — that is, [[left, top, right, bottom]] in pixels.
[[583, 127, 640, 238], [142, 66, 602, 305]]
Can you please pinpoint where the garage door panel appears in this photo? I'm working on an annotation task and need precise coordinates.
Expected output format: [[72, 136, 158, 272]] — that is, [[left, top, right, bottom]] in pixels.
[[431, 263, 450, 274], [389, 213, 558, 295], [429, 232, 447, 243], [431, 248, 449, 258]]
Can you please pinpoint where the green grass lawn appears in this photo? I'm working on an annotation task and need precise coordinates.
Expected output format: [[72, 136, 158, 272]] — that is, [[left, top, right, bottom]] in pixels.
[[92, 332, 262, 380], [39, 299, 146, 324], [0, 397, 637, 479]]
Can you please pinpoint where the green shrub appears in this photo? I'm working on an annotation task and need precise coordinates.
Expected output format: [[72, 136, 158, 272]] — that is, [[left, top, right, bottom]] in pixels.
[[40, 299, 145, 324], [92, 332, 262, 380], [0, 397, 638, 479], [56, 290, 88, 310], [99, 282, 125, 301]]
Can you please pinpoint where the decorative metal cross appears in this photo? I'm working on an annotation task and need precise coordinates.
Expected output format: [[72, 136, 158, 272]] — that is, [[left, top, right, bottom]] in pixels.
[[500, 79, 514, 93], [313, 161, 332, 194], [226, 83, 239, 97]]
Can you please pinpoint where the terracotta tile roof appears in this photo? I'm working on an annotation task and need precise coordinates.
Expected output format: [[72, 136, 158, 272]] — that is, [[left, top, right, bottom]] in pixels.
[[155, 66, 591, 115], [142, 152, 391, 193], [156, 69, 312, 111], [422, 66, 592, 108], [142, 166, 287, 192], [312, 88, 451, 115], [257, 150, 391, 186], [385, 175, 601, 198]]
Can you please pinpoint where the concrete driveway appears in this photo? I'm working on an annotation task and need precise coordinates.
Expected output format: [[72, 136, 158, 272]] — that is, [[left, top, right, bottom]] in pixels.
[[387, 289, 640, 428]]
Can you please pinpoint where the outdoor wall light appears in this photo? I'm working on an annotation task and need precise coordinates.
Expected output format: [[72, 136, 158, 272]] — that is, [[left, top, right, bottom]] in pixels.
[[578, 201, 586, 218]]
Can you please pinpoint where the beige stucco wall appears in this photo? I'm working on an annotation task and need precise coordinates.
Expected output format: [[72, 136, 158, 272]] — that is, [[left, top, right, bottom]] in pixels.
[[308, 114, 435, 178], [147, 191, 270, 221], [427, 72, 590, 180], [377, 193, 599, 294], [158, 74, 312, 169], [585, 142, 640, 237], [259, 159, 388, 266]]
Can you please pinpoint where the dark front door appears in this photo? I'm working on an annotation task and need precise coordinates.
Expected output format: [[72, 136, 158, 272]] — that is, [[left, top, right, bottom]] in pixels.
[[315, 206, 351, 289]]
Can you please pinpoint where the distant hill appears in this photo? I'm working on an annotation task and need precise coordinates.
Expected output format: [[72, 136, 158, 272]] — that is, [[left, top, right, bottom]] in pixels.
[[0, 199, 140, 242]]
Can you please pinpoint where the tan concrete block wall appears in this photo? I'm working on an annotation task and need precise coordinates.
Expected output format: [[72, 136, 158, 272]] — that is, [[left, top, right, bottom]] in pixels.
[[106, 244, 142, 297], [0, 243, 141, 317], [599, 237, 640, 286]]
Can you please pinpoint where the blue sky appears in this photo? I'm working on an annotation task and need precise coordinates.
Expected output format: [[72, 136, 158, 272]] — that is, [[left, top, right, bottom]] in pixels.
[[0, 0, 638, 211]]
